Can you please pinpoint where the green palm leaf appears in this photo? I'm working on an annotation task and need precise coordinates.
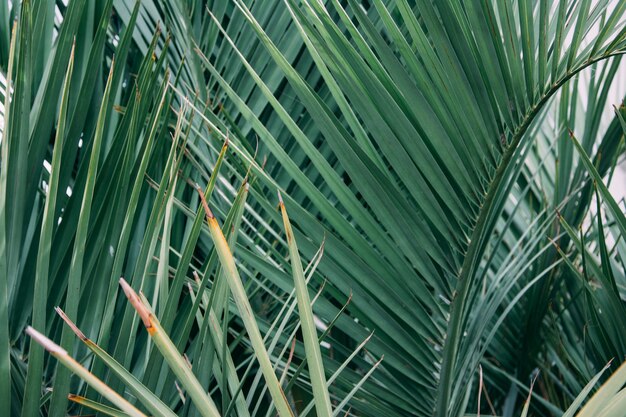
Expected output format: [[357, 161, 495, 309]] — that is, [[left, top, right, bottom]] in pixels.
[[2, 1, 626, 417]]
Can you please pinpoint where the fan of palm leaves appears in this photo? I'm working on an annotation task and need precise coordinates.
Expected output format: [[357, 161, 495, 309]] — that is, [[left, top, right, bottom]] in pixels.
[[1, 1, 626, 417]]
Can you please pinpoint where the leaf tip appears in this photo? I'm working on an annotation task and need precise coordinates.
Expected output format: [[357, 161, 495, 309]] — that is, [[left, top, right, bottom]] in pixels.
[[277, 189, 284, 206], [26, 326, 67, 356], [70, 38, 76, 59], [67, 394, 85, 404], [195, 184, 215, 219], [119, 278, 153, 330], [55, 307, 87, 341]]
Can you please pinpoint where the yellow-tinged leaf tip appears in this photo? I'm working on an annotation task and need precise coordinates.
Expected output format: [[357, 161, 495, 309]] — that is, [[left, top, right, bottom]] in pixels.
[[26, 326, 68, 356], [67, 394, 86, 403], [277, 190, 284, 206], [119, 278, 153, 330]]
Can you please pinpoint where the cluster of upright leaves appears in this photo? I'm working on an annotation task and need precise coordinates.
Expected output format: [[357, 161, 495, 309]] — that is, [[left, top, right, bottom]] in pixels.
[[532, 106, 626, 413], [2, 3, 377, 416], [488, 103, 626, 417], [0, 1, 185, 415], [476, 71, 626, 414], [25, 143, 376, 417]]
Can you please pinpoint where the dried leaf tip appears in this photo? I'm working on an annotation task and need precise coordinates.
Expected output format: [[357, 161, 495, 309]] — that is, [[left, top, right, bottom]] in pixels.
[[195, 185, 214, 219], [67, 394, 84, 402], [183, 353, 193, 370], [547, 237, 560, 251], [567, 128, 575, 138], [108, 55, 116, 74], [192, 270, 201, 284], [55, 307, 87, 341], [26, 326, 68, 356], [70, 38, 76, 59], [524, 370, 540, 404], [277, 190, 284, 206], [363, 331, 375, 344], [119, 278, 153, 329]]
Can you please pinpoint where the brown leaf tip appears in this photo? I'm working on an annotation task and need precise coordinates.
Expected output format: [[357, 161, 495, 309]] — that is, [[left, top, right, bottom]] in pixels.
[[119, 278, 153, 329], [195, 184, 215, 219], [183, 353, 193, 370], [67, 394, 86, 403], [55, 307, 87, 341]]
